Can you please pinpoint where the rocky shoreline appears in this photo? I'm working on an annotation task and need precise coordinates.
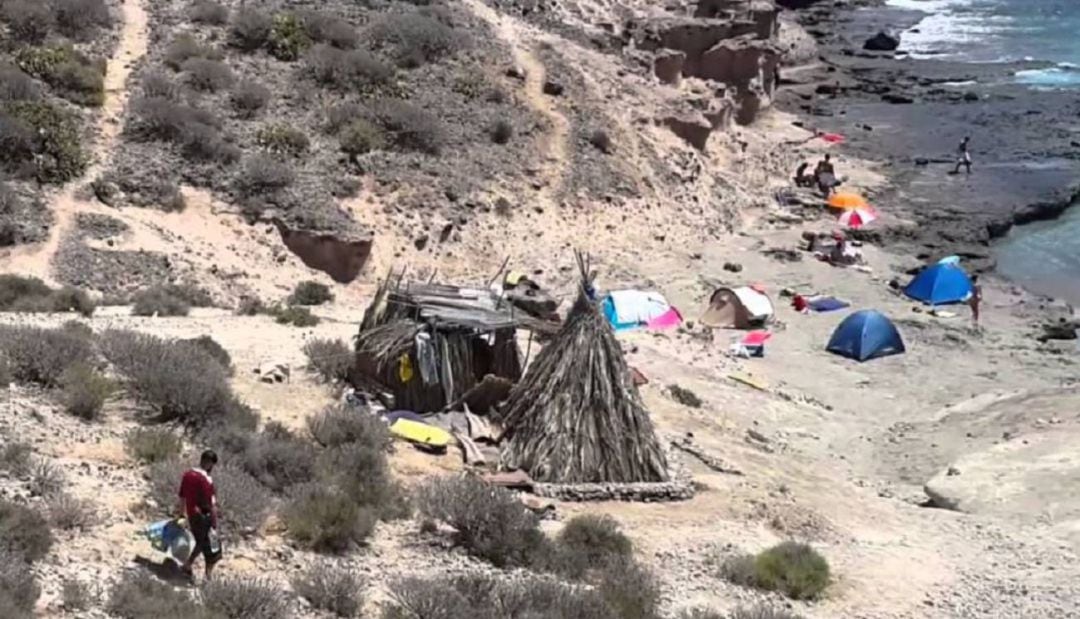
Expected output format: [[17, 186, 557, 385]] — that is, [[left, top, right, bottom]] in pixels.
[[776, 0, 1080, 275]]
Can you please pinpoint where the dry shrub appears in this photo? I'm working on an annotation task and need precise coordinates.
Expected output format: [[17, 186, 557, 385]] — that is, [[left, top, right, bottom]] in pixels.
[[282, 485, 377, 553], [148, 459, 271, 538], [16, 45, 105, 107], [0, 500, 54, 562], [268, 12, 311, 61], [0, 325, 95, 387], [556, 514, 633, 579], [302, 11, 357, 49], [234, 154, 294, 197], [124, 427, 183, 464], [240, 423, 316, 492], [52, 0, 111, 40], [0, 548, 39, 617], [0, 442, 31, 476], [28, 459, 65, 497], [270, 305, 319, 327], [0, 100, 86, 182], [47, 493, 96, 531], [183, 58, 234, 93], [256, 123, 309, 156], [3, 0, 53, 44], [141, 71, 182, 100], [318, 443, 410, 521], [385, 574, 613, 619], [416, 476, 548, 567], [729, 605, 805, 619], [590, 129, 613, 154], [191, 0, 228, 25], [131, 286, 190, 316], [235, 296, 266, 316], [668, 384, 703, 408], [339, 119, 384, 158], [0, 64, 40, 102], [107, 571, 195, 618], [183, 335, 231, 373], [289, 280, 332, 305], [165, 34, 215, 71], [723, 542, 830, 601], [291, 562, 363, 617], [229, 80, 270, 118], [129, 97, 237, 163], [368, 12, 464, 68], [202, 576, 288, 619], [230, 8, 272, 51], [490, 119, 513, 145], [308, 405, 389, 450], [302, 338, 352, 383], [59, 362, 113, 421], [305, 44, 392, 92], [596, 559, 661, 619], [60, 578, 93, 612], [0, 274, 94, 315], [371, 99, 444, 155], [101, 329, 235, 425], [679, 609, 725, 619]]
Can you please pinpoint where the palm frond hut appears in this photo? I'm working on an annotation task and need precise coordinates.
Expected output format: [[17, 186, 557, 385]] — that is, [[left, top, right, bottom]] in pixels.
[[353, 275, 556, 413], [499, 254, 670, 483]]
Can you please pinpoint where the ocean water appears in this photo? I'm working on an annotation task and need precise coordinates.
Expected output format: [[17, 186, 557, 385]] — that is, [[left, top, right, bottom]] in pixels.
[[888, 0, 1080, 87]]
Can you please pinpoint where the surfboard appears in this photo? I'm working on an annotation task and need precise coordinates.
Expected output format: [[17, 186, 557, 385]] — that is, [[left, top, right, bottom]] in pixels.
[[389, 418, 452, 449]]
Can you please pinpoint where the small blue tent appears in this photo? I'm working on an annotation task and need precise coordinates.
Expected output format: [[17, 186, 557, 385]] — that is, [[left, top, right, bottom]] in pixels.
[[904, 263, 973, 305], [827, 310, 905, 362]]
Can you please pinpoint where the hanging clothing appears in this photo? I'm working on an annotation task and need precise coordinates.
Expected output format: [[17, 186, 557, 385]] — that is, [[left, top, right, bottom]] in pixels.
[[415, 332, 439, 386], [398, 353, 414, 383]]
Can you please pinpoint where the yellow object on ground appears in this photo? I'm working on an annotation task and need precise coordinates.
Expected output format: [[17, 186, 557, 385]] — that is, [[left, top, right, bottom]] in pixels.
[[390, 418, 451, 448], [729, 372, 768, 391], [827, 192, 869, 210]]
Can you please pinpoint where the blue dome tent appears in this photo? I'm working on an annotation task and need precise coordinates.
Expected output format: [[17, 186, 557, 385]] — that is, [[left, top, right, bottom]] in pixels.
[[827, 310, 905, 362], [904, 263, 973, 305]]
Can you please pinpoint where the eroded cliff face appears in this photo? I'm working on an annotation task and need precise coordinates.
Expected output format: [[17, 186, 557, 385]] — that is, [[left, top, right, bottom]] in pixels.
[[272, 219, 374, 284], [628, 0, 783, 150]]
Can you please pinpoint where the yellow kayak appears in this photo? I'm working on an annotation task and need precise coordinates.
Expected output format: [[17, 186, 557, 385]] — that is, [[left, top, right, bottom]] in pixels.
[[389, 418, 452, 449]]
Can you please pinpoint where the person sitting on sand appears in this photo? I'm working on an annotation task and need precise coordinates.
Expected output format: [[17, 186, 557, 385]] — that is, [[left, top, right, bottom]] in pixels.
[[794, 161, 813, 187], [969, 274, 982, 324], [953, 136, 972, 174]]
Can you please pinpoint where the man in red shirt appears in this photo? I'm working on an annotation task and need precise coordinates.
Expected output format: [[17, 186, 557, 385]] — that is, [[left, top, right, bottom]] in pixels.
[[177, 450, 221, 580]]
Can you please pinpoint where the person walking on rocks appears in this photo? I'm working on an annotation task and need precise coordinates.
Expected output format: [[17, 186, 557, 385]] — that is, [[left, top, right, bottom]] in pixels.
[[953, 136, 972, 174], [969, 274, 982, 325], [178, 450, 222, 581]]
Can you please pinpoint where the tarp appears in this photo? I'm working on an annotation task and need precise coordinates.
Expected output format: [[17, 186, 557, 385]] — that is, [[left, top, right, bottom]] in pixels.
[[904, 263, 973, 305], [826, 310, 905, 362], [701, 287, 774, 329], [808, 296, 850, 312], [602, 290, 680, 331]]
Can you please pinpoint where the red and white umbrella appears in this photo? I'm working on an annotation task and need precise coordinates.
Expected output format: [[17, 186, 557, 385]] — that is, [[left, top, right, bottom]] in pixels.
[[836, 206, 878, 229]]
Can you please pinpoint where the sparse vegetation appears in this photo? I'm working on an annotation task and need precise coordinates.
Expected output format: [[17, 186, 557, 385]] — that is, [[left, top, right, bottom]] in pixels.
[[491, 119, 513, 144], [230, 80, 270, 118], [107, 571, 195, 618], [0, 325, 95, 387], [303, 338, 352, 383], [131, 286, 191, 316], [596, 559, 661, 619], [290, 280, 333, 305], [0, 500, 54, 562], [230, 8, 272, 52], [184, 335, 231, 372], [318, 442, 410, 521], [729, 605, 806, 619], [556, 514, 633, 579], [235, 296, 266, 316], [164, 34, 218, 71], [234, 153, 294, 197], [3, 100, 88, 182], [256, 123, 309, 156], [283, 484, 377, 553], [0, 275, 94, 315], [16, 45, 105, 107], [268, 12, 312, 61], [183, 58, 235, 93], [590, 129, 613, 153], [124, 427, 182, 464], [0, 64, 40, 102], [385, 574, 615, 619], [339, 119, 385, 158], [129, 96, 237, 164], [271, 305, 319, 327], [302, 11, 358, 50], [141, 71, 182, 101], [305, 44, 393, 92], [47, 493, 95, 531], [52, 0, 112, 41], [191, 0, 228, 26], [60, 579, 93, 612], [668, 384, 703, 408], [308, 405, 389, 450], [28, 459, 65, 497], [240, 423, 316, 492], [3, 1, 53, 45], [371, 99, 444, 155], [202, 576, 289, 619], [292, 562, 363, 617], [368, 12, 465, 68], [0, 548, 39, 618], [722, 542, 830, 601], [59, 363, 113, 420], [416, 475, 549, 568]]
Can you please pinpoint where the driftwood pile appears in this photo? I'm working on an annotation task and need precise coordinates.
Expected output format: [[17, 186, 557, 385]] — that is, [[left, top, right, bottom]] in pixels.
[[500, 254, 670, 484]]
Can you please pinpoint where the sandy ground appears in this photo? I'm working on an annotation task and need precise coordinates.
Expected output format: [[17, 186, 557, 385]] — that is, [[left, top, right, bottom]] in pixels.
[[1, 0, 1079, 617]]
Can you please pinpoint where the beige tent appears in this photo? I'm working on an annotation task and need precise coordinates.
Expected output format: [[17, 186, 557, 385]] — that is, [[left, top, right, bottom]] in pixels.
[[700, 286, 774, 329]]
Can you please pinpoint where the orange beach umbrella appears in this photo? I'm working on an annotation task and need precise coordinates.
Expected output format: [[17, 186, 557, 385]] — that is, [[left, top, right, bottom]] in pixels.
[[827, 192, 869, 210]]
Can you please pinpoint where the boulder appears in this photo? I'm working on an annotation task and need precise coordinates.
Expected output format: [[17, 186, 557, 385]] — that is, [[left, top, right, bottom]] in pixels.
[[882, 93, 914, 104], [863, 31, 900, 52], [271, 219, 373, 284], [542, 80, 565, 96], [663, 112, 714, 151], [699, 36, 781, 98], [653, 49, 686, 85]]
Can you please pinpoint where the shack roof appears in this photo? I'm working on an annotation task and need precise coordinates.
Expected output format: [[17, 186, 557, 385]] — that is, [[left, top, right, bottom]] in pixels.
[[381, 281, 558, 334]]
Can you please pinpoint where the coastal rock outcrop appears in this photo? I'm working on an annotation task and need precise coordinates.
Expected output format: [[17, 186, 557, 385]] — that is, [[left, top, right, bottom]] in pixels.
[[864, 31, 900, 52], [271, 218, 373, 283]]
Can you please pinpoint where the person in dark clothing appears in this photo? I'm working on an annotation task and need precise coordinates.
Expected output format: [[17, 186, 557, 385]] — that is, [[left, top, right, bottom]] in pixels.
[[794, 161, 813, 187], [969, 274, 982, 324], [815, 154, 837, 196], [178, 450, 221, 580], [953, 136, 972, 174]]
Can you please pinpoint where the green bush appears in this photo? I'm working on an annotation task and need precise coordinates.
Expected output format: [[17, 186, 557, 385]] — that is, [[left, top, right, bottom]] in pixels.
[[230, 8, 272, 52], [723, 542, 830, 601], [283, 485, 377, 553], [0, 548, 39, 618], [124, 427, 182, 464], [0, 275, 94, 315], [0, 325, 95, 387], [339, 119, 385, 158], [268, 13, 312, 61], [271, 305, 319, 327], [416, 475, 549, 567], [292, 562, 363, 617], [202, 576, 288, 619], [556, 514, 633, 579], [0, 500, 54, 562], [290, 280, 332, 305], [183, 58, 234, 93], [101, 329, 235, 425], [302, 338, 352, 383], [59, 363, 113, 421], [256, 123, 309, 156], [191, 0, 228, 25], [131, 286, 190, 316], [3, 100, 87, 183], [229, 80, 270, 119], [240, 423, 316, 492]]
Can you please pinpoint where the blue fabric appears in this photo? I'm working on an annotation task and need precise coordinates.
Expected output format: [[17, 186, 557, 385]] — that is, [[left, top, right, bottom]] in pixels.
[[904, 264, 973, 305], [602, 296, 640, 331], [827, 310, 905, 362], [808, 297, 850, 312], [384, 410, 425, 424]]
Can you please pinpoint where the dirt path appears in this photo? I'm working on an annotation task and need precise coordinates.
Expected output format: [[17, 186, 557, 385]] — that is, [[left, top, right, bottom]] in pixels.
[[0, 0, 149, 283], [460, 0, 571, 207]]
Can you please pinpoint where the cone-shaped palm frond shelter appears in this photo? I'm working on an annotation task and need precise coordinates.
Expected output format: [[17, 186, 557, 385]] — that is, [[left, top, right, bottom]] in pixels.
[[500, 254, 669, 483]]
